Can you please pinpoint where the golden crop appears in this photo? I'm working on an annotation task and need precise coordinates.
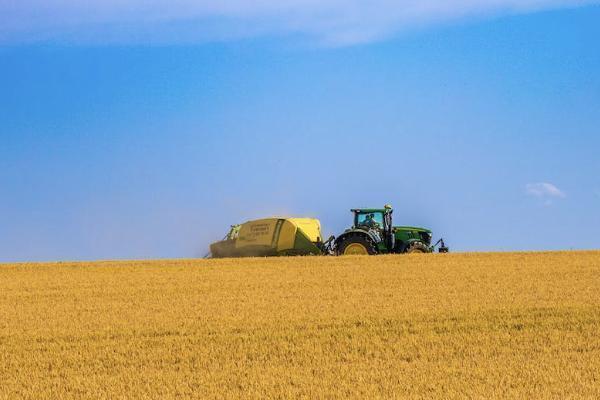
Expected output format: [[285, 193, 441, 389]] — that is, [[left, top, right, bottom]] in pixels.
[[1, 251, 599, 399]]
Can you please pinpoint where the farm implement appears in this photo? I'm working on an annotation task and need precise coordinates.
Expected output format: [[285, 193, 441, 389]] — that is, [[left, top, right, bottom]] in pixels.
[[209, 205, 448, 258]]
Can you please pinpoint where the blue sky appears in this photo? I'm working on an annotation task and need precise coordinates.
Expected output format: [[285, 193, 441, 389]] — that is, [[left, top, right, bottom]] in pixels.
[[1, 2, 599, 261]]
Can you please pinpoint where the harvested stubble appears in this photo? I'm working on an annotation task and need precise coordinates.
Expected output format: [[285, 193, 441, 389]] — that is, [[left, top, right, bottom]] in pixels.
[[1, 251, 599, 399]]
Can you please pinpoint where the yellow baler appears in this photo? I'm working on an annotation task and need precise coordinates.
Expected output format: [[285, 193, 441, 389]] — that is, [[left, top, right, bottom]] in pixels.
[[209, 217, 325, 258]]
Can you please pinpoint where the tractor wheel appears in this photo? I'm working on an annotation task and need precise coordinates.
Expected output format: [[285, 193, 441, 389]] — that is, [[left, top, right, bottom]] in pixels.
[[337, 235, 377, 256], [406, 242, 429, 254]]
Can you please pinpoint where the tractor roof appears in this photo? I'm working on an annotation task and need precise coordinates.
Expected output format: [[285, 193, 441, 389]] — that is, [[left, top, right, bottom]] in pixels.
[[351, 208, 390, 213]]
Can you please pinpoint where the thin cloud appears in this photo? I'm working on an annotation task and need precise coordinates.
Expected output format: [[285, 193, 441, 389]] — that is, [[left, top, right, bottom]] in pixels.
[[1, 0, 598, 45], [525, 182, 566, 199]]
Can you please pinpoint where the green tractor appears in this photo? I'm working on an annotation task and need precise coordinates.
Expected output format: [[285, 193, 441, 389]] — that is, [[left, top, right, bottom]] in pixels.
[[333, 205, 448, 255]]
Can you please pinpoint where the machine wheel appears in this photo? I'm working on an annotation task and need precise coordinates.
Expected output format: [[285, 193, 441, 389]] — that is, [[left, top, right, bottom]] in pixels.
[[337, 235, 377, 256], [406, 242, 429, 254]]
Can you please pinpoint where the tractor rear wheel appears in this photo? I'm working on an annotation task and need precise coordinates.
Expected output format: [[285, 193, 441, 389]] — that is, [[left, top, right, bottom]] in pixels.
[[406, 242, 429, 254], [337, 235, 377, 256]]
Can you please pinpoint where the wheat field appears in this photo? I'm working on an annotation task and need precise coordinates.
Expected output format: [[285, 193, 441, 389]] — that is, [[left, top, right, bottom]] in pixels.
[[1, 251, 599, 399]]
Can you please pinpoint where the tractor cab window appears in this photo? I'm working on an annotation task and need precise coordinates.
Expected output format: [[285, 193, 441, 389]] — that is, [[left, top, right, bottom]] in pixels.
[[356, 212, 384, 228]]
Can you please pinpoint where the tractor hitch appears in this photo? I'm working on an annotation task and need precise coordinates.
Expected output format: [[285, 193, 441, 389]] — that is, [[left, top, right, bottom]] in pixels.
[[318, 235, 336, 255]]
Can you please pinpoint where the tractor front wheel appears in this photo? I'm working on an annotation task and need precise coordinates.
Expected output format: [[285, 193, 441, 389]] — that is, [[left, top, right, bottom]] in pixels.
[[406, 242, 429, 254], [337, 235, 377, 256]]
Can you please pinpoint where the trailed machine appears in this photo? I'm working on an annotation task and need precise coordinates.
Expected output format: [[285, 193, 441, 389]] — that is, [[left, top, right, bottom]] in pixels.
[[208, 205, 447, 258], [210, 218, 325, 258]]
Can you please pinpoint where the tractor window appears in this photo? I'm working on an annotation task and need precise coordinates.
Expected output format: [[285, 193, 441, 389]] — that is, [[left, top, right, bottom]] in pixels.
[[357, 212, 384, 227]]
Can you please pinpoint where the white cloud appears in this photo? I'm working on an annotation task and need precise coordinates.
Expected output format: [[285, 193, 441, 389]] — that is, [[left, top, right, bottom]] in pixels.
[[525, 182, 566, 199], [1, 0, 598, 45]]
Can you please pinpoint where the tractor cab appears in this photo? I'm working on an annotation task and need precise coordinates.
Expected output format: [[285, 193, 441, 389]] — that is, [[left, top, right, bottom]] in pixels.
[[354, 210, 382, 229], [352, 205, 393, 231], [348, 205, 395, 253]]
